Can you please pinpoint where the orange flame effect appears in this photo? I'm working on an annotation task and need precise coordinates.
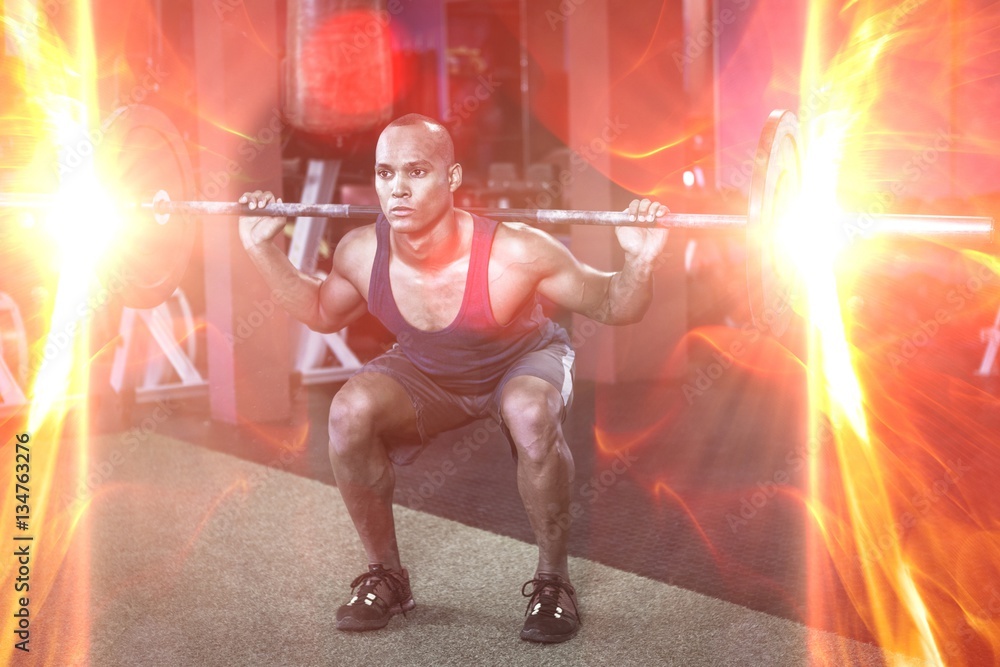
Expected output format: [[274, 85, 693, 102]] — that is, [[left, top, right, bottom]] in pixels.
[[2, 4, 319, 662], [0, 3, 133, 664], [796, 3, 1000, 665], [577, 2, 1000, 664], [1, 2, 997, 665]]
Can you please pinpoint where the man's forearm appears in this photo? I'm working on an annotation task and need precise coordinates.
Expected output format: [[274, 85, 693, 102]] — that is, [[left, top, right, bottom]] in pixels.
[[245, 241, 325, 328], [598, 257, 655, 325]]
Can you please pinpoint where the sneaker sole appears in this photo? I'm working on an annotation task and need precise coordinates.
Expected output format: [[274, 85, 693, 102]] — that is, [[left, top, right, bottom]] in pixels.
[[519, 623, 580, 644], [336, 598, 416, 632]]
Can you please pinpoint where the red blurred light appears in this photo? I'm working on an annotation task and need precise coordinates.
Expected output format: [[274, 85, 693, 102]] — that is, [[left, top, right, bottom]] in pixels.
[[298, 9, 401, 129]]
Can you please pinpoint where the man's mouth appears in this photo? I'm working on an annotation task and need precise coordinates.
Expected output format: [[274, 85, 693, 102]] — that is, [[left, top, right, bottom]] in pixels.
[[390, 206, 415, 217]]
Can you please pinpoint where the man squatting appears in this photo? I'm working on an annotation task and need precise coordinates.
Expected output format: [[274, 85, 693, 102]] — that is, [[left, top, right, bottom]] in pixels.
[[238, 114, 669, 644]]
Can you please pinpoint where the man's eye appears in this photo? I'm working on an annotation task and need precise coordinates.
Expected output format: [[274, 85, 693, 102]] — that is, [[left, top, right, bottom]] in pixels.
[[377, 170, 391, 179], [411, 169, 426, 177]]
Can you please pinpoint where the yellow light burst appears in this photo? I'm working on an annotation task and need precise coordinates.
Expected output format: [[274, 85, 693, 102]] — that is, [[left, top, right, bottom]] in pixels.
[[794, 2, 1000, 666], [1, 2, 115, 664]]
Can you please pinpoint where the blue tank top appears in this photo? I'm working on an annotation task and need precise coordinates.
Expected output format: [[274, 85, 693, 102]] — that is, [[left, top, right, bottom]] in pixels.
[[367, 212, 560, 393]]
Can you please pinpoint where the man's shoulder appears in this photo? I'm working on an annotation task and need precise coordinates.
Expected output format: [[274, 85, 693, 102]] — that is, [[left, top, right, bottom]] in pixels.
[[491, 220, 566, 267], [333, 223, 378, 279], [337, 223, 378, 254]]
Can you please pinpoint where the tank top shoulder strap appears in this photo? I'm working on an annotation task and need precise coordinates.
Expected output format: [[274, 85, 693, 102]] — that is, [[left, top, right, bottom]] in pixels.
[[367, 214, 388, 297], [462, 212, 500, 326], [367, 215, 407, 331]]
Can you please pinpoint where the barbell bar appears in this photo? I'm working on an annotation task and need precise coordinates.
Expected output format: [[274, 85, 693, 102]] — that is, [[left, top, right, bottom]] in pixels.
[[2, 192, 991, 238], [0, 106, 994, 336], [137, 200, 993, 240], [146, 191, 994, 337]]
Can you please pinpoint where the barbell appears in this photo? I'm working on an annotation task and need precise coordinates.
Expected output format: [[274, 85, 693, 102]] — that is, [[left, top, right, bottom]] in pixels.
[[0, 106, 994, 336]]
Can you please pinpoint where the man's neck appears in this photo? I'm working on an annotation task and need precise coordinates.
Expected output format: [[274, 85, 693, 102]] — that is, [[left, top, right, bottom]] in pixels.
[[391, 208, 470, 271]]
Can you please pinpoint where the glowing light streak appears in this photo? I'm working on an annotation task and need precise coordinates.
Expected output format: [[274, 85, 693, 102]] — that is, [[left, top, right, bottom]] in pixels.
[[0, 3, 115, 664], [794, 2, 1000, 665]]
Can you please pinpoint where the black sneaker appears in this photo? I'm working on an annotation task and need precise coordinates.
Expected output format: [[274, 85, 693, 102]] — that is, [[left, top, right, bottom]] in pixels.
[[336, 564, 415, 632], [520, 573, 581, 643]]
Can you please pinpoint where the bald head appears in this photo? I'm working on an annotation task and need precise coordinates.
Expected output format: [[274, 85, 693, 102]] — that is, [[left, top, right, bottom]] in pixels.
[[373, 114, 463, 226], [379, 113, 456, 167]]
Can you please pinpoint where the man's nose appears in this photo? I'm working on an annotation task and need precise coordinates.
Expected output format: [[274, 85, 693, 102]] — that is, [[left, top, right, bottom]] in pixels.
[[391, 176, 409, 198]]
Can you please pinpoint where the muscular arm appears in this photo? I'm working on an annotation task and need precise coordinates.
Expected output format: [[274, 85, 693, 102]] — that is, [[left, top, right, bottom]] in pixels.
[[240, 198, 371, 333], [503, 199, 669, 326], [245, 242, 368, 334], [507, 227, 653, 325]]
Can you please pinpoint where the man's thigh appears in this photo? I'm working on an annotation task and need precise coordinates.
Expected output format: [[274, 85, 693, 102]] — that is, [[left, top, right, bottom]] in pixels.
[[490, 334, 576, 457], [494, 335, 575, 424], [353, 347, 483, 465]]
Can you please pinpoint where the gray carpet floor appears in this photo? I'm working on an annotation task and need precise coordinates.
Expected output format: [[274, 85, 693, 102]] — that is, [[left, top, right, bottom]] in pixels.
[[23, 434, 904, 666]]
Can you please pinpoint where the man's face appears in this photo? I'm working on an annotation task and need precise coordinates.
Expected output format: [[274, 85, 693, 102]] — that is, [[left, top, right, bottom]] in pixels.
[[374, 124, 460, 234]]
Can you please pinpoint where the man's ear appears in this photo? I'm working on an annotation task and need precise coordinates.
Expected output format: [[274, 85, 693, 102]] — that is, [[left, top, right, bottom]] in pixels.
[[449, 163, 463, 192]]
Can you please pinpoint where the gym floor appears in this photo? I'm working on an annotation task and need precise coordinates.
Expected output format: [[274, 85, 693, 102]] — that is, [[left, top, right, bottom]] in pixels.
[[107, 320, 1000, 663]]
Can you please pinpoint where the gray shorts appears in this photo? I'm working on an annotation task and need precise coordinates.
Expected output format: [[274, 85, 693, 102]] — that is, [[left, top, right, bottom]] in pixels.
[[356, 331, 575, 465]]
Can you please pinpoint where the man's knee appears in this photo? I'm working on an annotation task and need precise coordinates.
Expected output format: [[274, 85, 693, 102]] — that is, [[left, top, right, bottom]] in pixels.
[[328, 387, 380, 457], [502, 384, 563, 462]]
